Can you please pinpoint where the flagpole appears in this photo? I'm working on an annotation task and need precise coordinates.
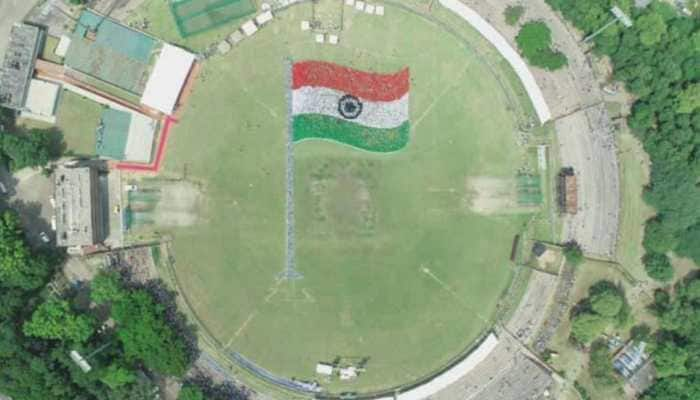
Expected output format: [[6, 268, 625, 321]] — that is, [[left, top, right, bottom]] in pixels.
[[281, 58, 303, 281]]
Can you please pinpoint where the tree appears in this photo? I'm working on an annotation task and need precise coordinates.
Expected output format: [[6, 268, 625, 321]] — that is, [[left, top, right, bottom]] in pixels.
[[1, 130, 53, 170], [23, 300, 94, 343], [636, 12, 667, 46], [563, 241, 584, 267], [643, 217, 678, 254], [590, 289, 624, 317], [504, 5, 525, 26], [643, 252, 674, 282], [571, 312, 609, 344], [0, 211, 51, 290], [675, 223, 700, 264], [178, 385, 205, 400], [90, 271, 125, 305], [100, 363, 136, 390], [676, 83, 700, 113], [515, 21, 568, 70], [589, 340, 619, 387], [654, 341, 688, 378]]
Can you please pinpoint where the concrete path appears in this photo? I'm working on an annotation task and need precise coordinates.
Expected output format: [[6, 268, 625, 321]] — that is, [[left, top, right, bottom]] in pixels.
[[439, 0, 552, 124], [0, 0, 39, 58]]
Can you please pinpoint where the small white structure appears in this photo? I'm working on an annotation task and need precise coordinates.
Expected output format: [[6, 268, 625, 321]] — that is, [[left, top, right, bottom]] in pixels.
[[315, 33, 325, 44], [55, 35, 71, 58], [21, 79, 60, 123], [217, 40, 232, 55], [140, 44, 196, 115], [316, 363, 334, 376], [70, 350, 92, 373], [375, 5, 385, 16], [345, 0, 355, 5], [365, 4, 375, 14], [301, 20, 311, 31], [124, 112, 157, 163], [355, 1, 365, 11], [261, 2, 272, 10], [229, 31, 244, 45], [241, 20, 258, 36], [255, 10, 273, 26], [328, 34, 339, 45], [339, 366, 358, 381]]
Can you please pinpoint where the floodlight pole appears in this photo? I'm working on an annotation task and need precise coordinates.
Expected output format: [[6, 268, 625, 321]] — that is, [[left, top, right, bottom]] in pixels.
[[583, 6, 633, 43]]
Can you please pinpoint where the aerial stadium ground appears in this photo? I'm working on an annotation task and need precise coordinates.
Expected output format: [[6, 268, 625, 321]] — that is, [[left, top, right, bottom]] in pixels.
[[151, 1, 547, 395]]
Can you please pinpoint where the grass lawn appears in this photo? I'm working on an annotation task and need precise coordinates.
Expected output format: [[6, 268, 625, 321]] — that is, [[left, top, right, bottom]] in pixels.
[[41, 35, 64, 64], [127, 0, 252, 52], [55, 90, 103, 156], [159, 2, 543, 394], [616, 130, 655, 281]]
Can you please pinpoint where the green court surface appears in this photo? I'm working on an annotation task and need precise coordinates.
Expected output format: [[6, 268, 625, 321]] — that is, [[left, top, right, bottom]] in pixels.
[[65, 10, 157, 94], [170, 0, 256, 37], [161, 2, 538, 394], [96, 108, 131, 160]]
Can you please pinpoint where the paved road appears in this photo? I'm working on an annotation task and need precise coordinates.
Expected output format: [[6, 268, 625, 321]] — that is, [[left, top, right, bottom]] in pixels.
[[0, 0, 39, 58]]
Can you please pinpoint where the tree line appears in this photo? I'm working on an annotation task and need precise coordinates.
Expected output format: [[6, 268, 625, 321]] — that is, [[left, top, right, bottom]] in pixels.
[[548, 0, 700, 282], [0, 209, 242, 399]]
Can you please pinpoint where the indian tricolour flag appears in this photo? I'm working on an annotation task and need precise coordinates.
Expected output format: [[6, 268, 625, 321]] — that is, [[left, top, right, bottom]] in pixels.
[[291, 61, 410, 152]]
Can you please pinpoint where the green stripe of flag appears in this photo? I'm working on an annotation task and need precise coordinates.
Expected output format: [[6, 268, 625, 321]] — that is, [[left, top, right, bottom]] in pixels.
[[292, 114, 410, 153]]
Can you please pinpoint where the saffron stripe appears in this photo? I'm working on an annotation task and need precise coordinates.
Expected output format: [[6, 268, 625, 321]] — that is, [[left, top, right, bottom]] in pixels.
[[292, 61, 410, 102]]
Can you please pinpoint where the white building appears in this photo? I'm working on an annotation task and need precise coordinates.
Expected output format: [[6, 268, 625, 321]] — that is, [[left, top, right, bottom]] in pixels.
[[140, 44, 196, 115]]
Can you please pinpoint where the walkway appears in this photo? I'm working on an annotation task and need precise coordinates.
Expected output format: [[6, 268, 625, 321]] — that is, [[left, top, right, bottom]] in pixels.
[[438, 0, 552, 124]]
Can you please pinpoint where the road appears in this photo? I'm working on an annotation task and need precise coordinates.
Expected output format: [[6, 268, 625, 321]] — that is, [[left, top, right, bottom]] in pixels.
[[0, 0, 39, 58]]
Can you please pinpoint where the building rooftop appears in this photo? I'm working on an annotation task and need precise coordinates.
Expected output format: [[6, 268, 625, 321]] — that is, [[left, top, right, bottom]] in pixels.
[[54, 165, 104, 247], [0, 23, 43, 110], [20, 79, 60, 123]]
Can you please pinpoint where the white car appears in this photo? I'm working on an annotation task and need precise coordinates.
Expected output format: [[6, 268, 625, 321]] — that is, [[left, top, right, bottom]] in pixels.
[[0, 182, 7, 195], [50, 216, 56, 231], [125, 184, 138, 192], [49, 197, 56, 208], [39, 232, 50, 243]]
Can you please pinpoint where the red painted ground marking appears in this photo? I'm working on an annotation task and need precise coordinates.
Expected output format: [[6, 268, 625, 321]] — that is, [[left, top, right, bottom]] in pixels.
[[115, 116, 176, 173]]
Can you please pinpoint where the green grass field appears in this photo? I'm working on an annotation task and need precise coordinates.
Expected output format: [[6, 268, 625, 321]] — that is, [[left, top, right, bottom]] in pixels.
[[55, 91, 103, 156], [160, 2, 541, 394]]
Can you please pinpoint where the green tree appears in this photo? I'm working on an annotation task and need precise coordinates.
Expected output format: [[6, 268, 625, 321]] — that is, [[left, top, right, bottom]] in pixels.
[[654, 341, 688, 378], [643, 217, 678, 254], [178, 385, 205, 400], [1, 130, 53, 170], [90, 271, 125, 305], [112, 290, 191, 376], [589, 340, 619, 387], [100, 363, 136, 390], [571, 312, 608, 344], [590, 290, 624, 317], [23, 300, 94, 343], [676, 83, 700, 113], [636, 12, 667, 46], [516, 21, 568, 70], [643, 252, 674, 282], [563, 241, 585, 267], [504, 5, 525, 26], [675, 223, 700, 264], [0, 211, 51, 290]]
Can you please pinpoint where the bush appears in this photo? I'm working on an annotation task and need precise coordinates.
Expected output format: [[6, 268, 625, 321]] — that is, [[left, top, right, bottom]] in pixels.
[[643, 252, 674, 282], [571, 312, 609, 344], [674, 223, 700, 264], [504, 5, 525, 26], [516, 21, 568, 70], [563, 241, 584, 267], [589, 340, 619, 387], [643, 217, 678, 254], [590, 290, 624, 317]]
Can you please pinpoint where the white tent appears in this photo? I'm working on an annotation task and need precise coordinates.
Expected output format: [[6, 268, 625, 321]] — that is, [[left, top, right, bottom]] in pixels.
[[21, 79, 60, 123], [140, 44, 195, 115]]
